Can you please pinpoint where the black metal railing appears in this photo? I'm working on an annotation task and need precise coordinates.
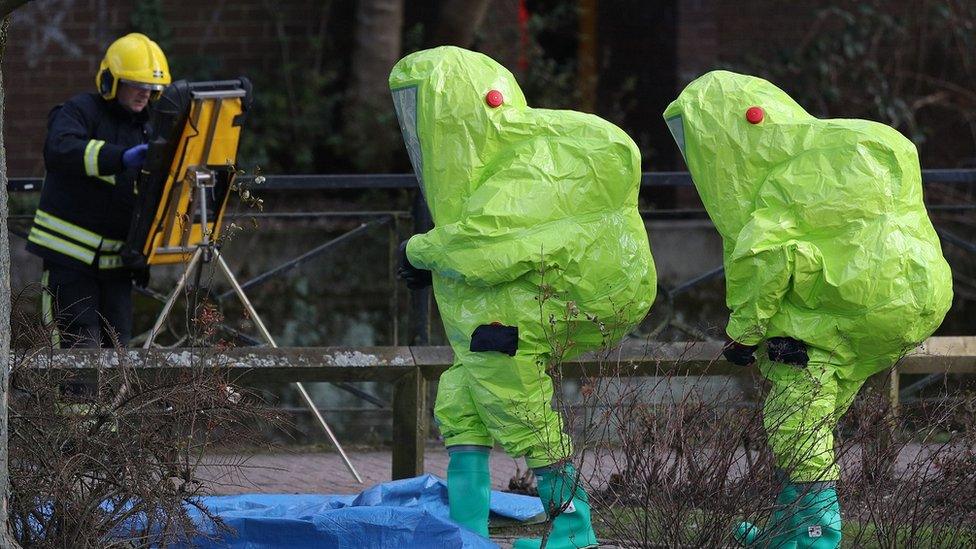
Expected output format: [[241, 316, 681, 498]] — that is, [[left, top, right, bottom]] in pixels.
[[8, 170, 975, 405], [8, 170, 976, 342]]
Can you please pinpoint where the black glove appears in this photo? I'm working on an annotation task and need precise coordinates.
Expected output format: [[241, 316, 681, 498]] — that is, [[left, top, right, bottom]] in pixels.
[[397, 240, 432, 290], [470, 323, 519, 356], [767, 337, 809, 366], [723, 340, 758, 366], [133, 267, 151, 289]]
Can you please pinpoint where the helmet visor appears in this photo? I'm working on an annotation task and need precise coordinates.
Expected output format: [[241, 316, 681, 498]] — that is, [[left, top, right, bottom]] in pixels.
[[119, 79, 166, 92], [391, 86, 425, 197]]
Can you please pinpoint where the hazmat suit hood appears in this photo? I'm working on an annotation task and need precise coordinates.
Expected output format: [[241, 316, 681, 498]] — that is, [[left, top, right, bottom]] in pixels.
[[390, 47, 528, 225], [663, 70, 814, 238], [390, 46, 640, 226], [389, 47, 652, 328], [664, 70, 951, 371]]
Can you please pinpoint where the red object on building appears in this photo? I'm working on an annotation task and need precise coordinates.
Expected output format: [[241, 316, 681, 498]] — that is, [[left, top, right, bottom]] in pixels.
[[518, 0, 530, 72], [746, 106, 765, 124]]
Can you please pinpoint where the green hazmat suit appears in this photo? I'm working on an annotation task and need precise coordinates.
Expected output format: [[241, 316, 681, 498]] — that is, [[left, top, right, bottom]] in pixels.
[[665, 70, 951, 547], [390, 46, 656, 468]]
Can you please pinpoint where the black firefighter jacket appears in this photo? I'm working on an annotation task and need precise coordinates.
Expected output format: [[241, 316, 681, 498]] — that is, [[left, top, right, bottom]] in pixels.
[[26, 93, 150, 278]]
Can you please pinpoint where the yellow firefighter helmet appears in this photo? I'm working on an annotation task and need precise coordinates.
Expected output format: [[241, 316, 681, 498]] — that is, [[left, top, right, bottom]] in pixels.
[[95, 33, 171, 101]]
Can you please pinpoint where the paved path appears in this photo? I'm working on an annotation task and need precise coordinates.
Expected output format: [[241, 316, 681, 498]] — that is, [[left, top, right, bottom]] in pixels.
[[199, 444, 530, 495], [197, 444, 943, 549], [201, 438, 937, 494], [199, 442, 945, 495], [199, 447, 548, 549]]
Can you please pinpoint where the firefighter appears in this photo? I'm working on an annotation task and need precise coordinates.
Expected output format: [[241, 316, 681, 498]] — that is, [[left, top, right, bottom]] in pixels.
[[27, 33, 170, 348]]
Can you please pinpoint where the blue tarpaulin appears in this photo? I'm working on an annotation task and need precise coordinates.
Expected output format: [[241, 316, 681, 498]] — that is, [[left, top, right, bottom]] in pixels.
[[178, 474, 544, 548]]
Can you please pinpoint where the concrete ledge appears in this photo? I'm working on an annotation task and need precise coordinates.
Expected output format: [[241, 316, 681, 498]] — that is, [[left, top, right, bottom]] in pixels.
[[19, 336, 976, 378], [14, 336, 975, 481]]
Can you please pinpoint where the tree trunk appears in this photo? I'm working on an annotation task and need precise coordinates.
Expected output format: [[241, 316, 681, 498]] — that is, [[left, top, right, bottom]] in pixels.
[[345, 0, 404, 171], [428, 0, 489, 48], [1, 4, 30, 546], [0, 1, 29, 17]]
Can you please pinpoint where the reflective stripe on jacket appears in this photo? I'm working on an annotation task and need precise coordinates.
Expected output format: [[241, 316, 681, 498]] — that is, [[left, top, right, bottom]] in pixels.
[[26, 93, 149, 275]]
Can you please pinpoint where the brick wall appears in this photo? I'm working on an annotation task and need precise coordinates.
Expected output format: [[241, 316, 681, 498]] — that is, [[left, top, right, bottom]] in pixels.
[[677, 0, 823, 85], [6, 0, 936, 176], [4, 0, 336, 177]]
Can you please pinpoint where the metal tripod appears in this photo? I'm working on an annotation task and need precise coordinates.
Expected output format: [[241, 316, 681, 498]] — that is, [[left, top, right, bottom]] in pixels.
[[144, 167, 363, 483]]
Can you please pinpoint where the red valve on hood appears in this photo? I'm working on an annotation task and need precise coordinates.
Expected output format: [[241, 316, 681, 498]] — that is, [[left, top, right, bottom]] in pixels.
[[486, 90, 504, 108], [746, 106, 764, 124]]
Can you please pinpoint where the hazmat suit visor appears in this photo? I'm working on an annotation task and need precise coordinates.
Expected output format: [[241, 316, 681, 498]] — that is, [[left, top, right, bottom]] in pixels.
[[663, 72, 824, 238], [391, 86, 425, 196], [664, 113, 687, 162]]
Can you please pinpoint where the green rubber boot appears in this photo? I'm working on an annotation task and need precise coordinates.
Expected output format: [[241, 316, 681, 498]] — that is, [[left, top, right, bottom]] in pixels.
[[735, 483, 800, 546], [447, 445, 492, 537], [514, 463, 598, 549], [735, 484, 841, 549], [785, 486, 842, 549]]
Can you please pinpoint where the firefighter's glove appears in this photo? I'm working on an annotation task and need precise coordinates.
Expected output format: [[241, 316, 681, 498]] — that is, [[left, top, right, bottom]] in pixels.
[[122, 143, 149, 170], [397, 240, 432, 290], [132, 267, 151, 289]]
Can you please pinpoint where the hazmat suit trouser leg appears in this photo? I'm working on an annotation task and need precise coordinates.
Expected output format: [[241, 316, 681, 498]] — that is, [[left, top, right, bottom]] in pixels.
[[434, 351, 573, 469], [737, 351, 870, 548], [759, 349, 865, 483], [762, 362, 840, 483], [435, 351, 574, 537]]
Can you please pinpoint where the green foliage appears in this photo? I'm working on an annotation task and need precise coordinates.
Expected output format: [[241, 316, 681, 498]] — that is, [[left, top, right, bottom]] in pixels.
[[401, 22, 426, 56], [734, 0, 976, 167], [128, 0, 221, 82], [124, 3, 617, 174], [7, 192, 37, 216], [516, 3, 580, 110], [232, 5, 350, 173], [129, 0, 171, 48], [238, 62, 344, 173]]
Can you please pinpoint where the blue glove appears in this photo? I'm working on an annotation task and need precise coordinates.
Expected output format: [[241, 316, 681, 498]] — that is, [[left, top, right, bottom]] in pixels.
[[122, 143, 149, 170]]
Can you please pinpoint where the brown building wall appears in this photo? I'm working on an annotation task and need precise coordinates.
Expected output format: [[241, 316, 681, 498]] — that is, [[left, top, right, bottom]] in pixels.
[[6, 1, 931, 176], [5, 0, 330, 177], [677, 0, 824, 84]]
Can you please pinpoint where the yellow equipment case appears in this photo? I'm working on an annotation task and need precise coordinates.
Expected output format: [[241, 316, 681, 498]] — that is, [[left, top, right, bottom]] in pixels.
[[123, 78, 253, 267]]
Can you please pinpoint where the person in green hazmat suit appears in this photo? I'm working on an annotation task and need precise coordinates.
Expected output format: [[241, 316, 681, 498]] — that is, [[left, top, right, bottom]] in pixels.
[[664, 70, 953, 548], [390, 46, 656, 548]]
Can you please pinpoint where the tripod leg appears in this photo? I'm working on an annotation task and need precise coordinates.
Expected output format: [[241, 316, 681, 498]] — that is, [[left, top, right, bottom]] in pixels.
[[144, 248, 204, 349], [213, 250, 364, 484]]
